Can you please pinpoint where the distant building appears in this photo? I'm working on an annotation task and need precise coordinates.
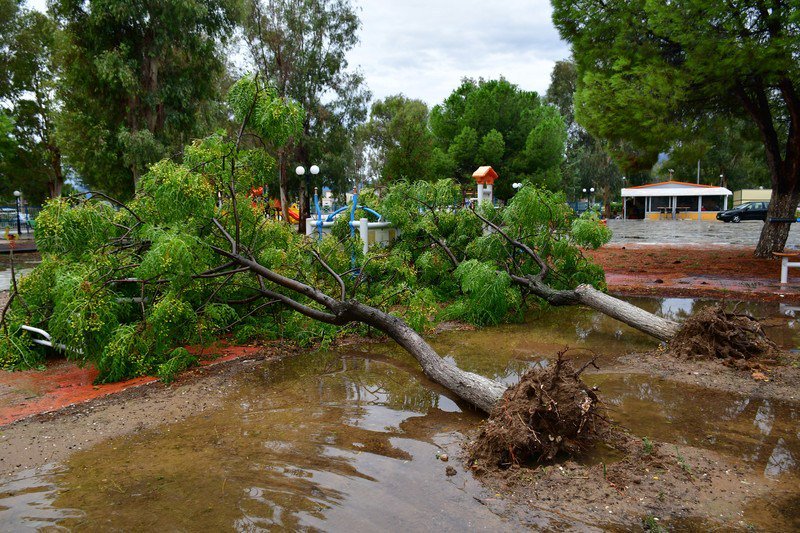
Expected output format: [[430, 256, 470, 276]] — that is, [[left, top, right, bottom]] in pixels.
[[621, 180, 732, 220], [733, 189, 771, 207]]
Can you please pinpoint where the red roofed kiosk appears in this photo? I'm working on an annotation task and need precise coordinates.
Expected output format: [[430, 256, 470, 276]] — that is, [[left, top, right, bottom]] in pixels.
[[472, 166, 498, 204]]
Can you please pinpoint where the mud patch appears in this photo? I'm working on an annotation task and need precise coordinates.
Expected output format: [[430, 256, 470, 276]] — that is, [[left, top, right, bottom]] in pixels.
[[468, 431, 766, 529]]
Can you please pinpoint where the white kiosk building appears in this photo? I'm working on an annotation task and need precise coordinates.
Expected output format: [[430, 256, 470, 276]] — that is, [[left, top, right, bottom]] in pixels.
[[621, 181, 733, 220]]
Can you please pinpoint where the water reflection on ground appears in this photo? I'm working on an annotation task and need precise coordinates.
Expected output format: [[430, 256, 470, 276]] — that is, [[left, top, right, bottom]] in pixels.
[[0, 296, 798, 530]]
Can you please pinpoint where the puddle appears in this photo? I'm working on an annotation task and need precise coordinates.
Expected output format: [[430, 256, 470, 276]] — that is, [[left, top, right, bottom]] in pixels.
[[0, 296, 799, 529], [0, 255, 40, 292], [586, 374, 800, 479]]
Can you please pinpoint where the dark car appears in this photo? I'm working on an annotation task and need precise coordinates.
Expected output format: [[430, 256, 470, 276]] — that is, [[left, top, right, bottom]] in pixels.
[[716, 201, 769, 223]]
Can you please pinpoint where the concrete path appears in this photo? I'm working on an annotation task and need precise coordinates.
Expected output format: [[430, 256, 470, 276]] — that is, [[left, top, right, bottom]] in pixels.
[[607, 219, 800, 248]]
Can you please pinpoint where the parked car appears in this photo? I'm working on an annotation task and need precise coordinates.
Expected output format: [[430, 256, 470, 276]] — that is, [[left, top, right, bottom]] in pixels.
[[716, 202, 769, 223]]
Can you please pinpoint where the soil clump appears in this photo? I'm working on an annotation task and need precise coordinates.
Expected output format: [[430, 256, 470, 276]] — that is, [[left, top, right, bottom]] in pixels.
[[468, 355, 604, 467], [666, 304, 783, 369]]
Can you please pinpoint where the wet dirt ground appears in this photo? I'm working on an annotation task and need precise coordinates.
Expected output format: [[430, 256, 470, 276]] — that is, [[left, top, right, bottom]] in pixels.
[[1, 298, 799, 530], [588, 244, 800, 302]]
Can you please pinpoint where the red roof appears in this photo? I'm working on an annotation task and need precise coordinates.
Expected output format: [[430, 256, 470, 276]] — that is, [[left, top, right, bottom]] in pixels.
[[472, 166, 498, 185], [625, 180, 718, 189]]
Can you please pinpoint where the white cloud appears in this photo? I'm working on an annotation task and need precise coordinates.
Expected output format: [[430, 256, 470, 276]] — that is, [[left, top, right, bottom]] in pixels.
[[348, 0, 570, 107]]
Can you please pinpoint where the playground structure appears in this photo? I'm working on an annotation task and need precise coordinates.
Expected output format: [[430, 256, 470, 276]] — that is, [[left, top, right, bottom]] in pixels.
[[305, 187, 398, 254]]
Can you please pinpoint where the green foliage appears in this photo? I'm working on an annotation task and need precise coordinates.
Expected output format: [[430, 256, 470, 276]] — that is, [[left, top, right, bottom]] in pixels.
[[228, 75, 305, 148], [36, 199, 121, 259], [361, 94, 434, 183], [448, 260, 519, 326], [572, 211, 612, 249], [157, 348, 198, 385], [381, 180, 610, 319], [53, 0, 240, 197], [0, 329, 42, 371], [0, 6, 64, 202], [642, 436, 654, 455], [242, 0, 369, 196], [429, 78, 567, 198]]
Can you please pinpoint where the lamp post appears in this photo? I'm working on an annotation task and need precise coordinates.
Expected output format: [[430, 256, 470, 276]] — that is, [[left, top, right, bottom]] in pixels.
[[13, 190, 21, 235], [589, 187, 595, 209], [295, 165, 320, 229], [582, 188, 587, 212], [512, 182, 522, 192]]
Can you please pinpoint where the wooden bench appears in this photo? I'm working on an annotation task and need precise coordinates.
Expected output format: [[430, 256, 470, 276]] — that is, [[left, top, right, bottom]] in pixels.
[[774, 251, 800, 284]]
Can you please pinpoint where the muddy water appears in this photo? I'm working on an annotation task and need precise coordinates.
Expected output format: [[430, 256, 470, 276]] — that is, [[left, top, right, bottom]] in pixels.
[[0, 297, 799, 530]]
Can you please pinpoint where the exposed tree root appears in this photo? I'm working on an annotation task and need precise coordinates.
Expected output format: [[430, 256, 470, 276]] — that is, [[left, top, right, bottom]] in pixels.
[[666, 304, 782, 368], [468, 353, 604, 468]]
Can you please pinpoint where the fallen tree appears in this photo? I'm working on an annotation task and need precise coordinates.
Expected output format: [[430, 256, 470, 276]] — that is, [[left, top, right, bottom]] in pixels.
[[0, 75, 779, 430], [379, 180, 680, 341]]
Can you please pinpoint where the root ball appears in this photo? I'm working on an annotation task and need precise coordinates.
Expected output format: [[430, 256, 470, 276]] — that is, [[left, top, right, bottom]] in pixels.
[[468, 355, 603, 468], [667, 304, 780, 365]]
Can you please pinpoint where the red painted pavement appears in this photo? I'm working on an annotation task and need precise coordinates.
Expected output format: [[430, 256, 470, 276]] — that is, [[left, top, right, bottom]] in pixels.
[[0, 343, 264, 427]]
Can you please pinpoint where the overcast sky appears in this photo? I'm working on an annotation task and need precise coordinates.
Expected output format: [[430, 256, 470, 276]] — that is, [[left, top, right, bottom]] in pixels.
[[348, 0, 569, 106], [27, 0, 569, 107]]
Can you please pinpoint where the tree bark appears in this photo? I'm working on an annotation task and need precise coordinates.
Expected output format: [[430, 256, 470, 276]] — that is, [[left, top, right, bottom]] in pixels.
[[278, 150, 290, 223], [736, 80, 800, 257], [348, 301, 506, 413], [755, 188, 800, 257], [48, 145, 64, 198], [513, 276, 680, 342], [573, 284, 680, 341], [299, 178, 308, 234]]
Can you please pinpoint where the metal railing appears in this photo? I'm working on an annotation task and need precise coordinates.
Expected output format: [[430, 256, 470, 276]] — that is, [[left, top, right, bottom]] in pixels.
[[0, 205, 42, 234]]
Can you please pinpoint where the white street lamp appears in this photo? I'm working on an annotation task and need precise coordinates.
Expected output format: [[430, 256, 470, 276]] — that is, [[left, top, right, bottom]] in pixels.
[[512, 182, 522, 190], [310, 165, 320, 175], [295, 166, 305, 176], [13, 190, 21, 235]]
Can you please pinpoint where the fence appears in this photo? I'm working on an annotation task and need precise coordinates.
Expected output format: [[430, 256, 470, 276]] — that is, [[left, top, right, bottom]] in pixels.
[[0, 205, 42, 235]]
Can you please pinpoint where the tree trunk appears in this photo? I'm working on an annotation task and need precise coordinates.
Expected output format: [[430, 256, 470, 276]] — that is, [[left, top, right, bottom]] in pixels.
[[48, 145, 64, 198], [602, 184, 611, 219], [573, 284, 679, 341], [514, 276, 680, 342], [348, 301, 506, 413], [278, 150, 290, 223], [299, 179, 308, 234], [755, 187, 800, 257]]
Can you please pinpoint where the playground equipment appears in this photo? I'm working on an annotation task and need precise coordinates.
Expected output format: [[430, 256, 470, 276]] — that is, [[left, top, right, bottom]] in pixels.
[[305, 187, 398, 254], [287, 205, 301, 223]]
